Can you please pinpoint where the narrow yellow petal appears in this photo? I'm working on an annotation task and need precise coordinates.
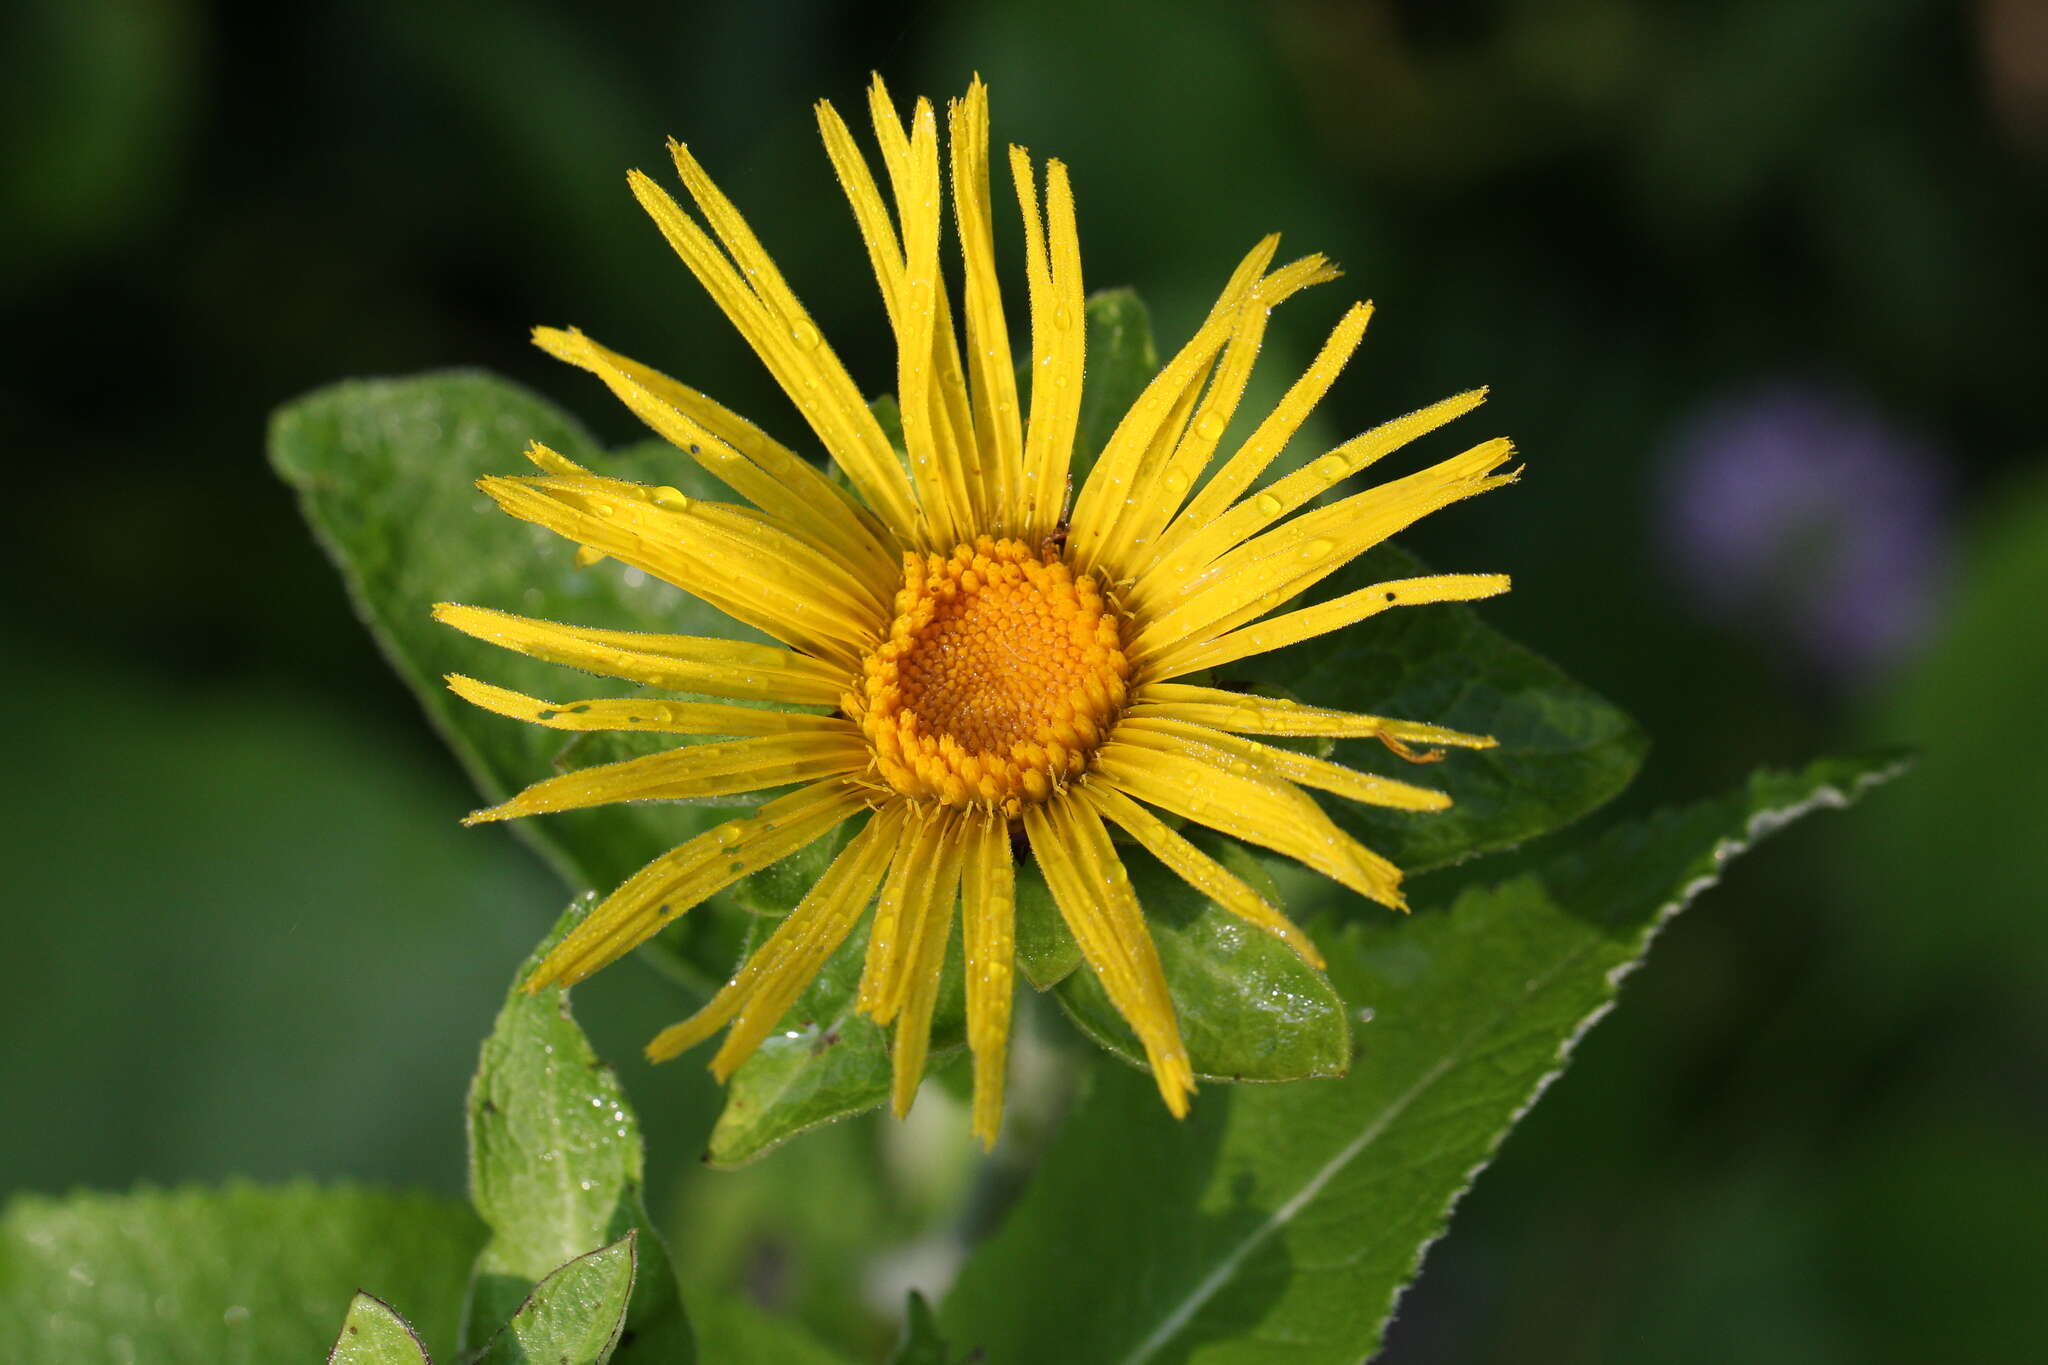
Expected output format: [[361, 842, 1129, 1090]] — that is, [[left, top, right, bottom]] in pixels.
[[1067, 235, 1280, 569], [526, 779, 868, 991], [1130, 440, 1518, 663], [821, 88, 981, 544], [856, 808, 952, 1022], [1117, 715, 1449, 813], [889, 811, 967, 1118], [463, 730, 869, 825], [1009, 147, 1085, 541], [887, 97, 978, 546], [817, 97, 908, 323], [1095, 733, 1406, 909], [446, 674, 847, 738], [431, 602, 847, 706], [1145, 572, 1512, 680], [1024, 798, 1195, 1116], [1165, 301, 1374, 542], [1107, 253, 1342, 574], [507, 463, 890, 622], [1079, 780, 1324, 969], [531, 326, 894, 588], [626, 167, 919, 538], [948, 80, 1024, 530], [1129, 683, 1498, 750], [960, 809, 1016, 1147], [476, 475, 880, 666], [1136, 388, 1489, 608], [646, 802, 902, 1070]]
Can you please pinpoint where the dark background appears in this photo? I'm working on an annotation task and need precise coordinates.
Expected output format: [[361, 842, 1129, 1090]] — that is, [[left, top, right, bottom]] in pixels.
[[4, 1, 2044, 1361]]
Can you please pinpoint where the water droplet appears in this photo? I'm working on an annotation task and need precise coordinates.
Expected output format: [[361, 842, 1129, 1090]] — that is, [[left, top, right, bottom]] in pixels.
[[590, 501, 616, 518], [1315, 454, 1349, 480], [789, 319, 822, 349], [1195, 413, 1225, 442], [1301, 538, 1334, 562], [712, 824, 742, 846], [573, 545, 605, 569], [1254, 493, 1283, 517], [1052, 304, 1074, 332], [652, 485, 691, 510], [1162, 468, 1189, 494]]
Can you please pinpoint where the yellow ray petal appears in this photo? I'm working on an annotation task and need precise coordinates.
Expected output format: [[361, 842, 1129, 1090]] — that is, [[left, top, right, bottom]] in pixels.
[[626, 166, 919, 538], [1105, 253, 1342, 574], [531, 326, 894, 587], [512, 466, 891, 621], [856, 807, 955, 1022], [1008, 146, 1085, 541], [1136, 388, 1489, 608], [463, 730, 869, 826], [1129, 683, 1498, 750], [1130, 440, 1518, 664], [1163, 301, 1374, 543], [647, 801, 904, 1071], [476, 474, 880, 667], [885, 95, 978, 545], [526, 779, 869, 992], [1116, 715, 1449, 813], [1078, 781, 1323, 969], [1094, 732, 1406, 910], [889, 811, 967, 1118], [1144, 572, 1512, 680], [821, 86, 982, 545], [1025, 797, 1194, 1116], [431, 602, 847, 706], [959, 809, 1016, 1147], [445, 674, 847, 738], [1067, 235, 1280, 569], [948, 80, 1024, 529]]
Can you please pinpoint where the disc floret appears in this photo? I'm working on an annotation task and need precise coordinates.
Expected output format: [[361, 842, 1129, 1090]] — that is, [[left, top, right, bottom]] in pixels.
[[851, 536, 1129, 813]]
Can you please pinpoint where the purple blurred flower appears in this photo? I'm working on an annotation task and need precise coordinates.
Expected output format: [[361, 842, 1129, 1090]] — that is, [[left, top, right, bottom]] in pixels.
[[1660, 382, 1950, 681]]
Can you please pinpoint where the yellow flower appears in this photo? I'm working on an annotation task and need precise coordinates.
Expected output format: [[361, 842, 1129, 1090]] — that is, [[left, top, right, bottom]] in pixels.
[[437, 77, 1516, 1148]]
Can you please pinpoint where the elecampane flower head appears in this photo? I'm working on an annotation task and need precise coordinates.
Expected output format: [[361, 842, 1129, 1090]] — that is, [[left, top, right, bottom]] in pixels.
[[437, 77, 1517, 1147]]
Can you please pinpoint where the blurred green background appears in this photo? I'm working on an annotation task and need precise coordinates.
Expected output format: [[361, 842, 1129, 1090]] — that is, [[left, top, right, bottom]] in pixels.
[[4, 0, 2043, 1360]]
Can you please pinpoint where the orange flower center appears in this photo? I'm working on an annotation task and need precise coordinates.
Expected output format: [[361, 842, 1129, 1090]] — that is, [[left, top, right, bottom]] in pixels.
[[852, 536, 1129, 813]]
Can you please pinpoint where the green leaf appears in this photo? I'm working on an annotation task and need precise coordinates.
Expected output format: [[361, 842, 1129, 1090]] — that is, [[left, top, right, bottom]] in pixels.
[[940, 753, 1905, 1364], [0, 1183, 481, 1365], [706, 917, 966, 1167], [887, 1290, 952, 1365], [1055, 837, 1350, 1082], [1226, 539, 1647, 876], [1070, 289, 1159, 489], [269, 372, 788, 916], [327, 1293, 433, 1365], [464, 903, 693, 1363], [688, 1296, 861, 1364], [1012, 859, 1082, 990], [472, 1235, 636, 1365]]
